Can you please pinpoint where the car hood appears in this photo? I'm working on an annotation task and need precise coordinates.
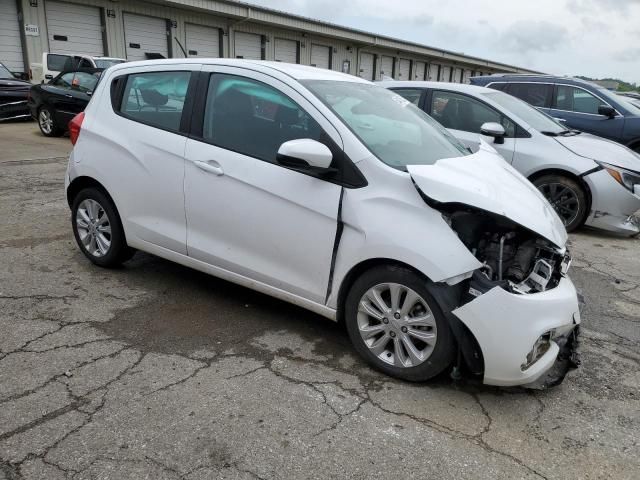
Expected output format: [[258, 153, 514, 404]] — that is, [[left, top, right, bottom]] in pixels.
[[554, 133, 640, 172], [407, 142, 567, 247]]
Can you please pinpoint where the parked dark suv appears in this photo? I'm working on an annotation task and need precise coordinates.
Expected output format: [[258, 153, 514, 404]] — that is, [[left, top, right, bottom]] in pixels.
[[470, 75, 640, 153]]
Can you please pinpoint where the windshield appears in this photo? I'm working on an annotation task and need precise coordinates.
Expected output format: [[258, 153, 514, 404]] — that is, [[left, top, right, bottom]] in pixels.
[[94, 59, 125, 69], [0, 63, 13, 79], [482, 91, 567, 134], [303, 80, 469, 169]]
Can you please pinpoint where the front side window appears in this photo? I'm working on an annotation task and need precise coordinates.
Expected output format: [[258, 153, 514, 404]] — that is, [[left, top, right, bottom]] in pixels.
[[390, 88, 423, 106], [202, 74, 325, 163], [555, 85, 604, 114], [47, 54, 72, 72], [72, 72, 100, 94], [430, 90, 515, 137], [119, 71, 191, 131], [506, 83, 551, 107], [52, 72, 75, 89], [303, 81, 469, 170]]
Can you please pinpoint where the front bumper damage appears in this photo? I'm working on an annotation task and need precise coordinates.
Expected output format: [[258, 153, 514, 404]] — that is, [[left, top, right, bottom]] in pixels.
[[452, 276, 581, 387], [583, 169, 640, 236]]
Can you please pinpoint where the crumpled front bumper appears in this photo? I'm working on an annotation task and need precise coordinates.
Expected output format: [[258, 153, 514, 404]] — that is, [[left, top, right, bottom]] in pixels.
[[583, 169, 640, 236], [452, 276, 581, 386]]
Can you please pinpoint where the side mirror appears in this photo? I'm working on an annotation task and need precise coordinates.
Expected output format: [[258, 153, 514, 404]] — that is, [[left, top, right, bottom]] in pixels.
[[276, 139, 335, 174], [598, 105, 616, 118], [480, 122, 506, 145]]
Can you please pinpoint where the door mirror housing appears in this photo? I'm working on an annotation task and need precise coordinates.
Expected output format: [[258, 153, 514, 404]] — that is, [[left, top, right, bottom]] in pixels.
[[276, 139, 334, 173], [480, 122, 506, 144], [598, 105, 616, 118]]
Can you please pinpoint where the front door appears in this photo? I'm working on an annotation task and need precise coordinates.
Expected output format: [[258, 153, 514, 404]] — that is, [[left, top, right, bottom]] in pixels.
[[184, 66, 343, 303], [428, 89, 516, 162]]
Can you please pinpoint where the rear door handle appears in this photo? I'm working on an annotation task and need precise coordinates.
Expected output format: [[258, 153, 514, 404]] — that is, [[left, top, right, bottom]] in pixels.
[[65, 94, 73, 98], [194, 160, 224, 176]]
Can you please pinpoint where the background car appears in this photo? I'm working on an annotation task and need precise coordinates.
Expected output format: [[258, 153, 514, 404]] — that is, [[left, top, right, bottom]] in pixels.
[[33, 53, 125, 83], [382, 81, 640, 235], [28, 69, 101, 137], [0, 61, 31, 122], [470, 75, 640, 153]]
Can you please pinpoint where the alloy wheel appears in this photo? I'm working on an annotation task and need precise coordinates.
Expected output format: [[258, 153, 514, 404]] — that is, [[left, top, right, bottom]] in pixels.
[[76, 199, 112, 257], [357, 283, 437, 368], [538, 182, 580, 226], [39, 109, 53, 135]]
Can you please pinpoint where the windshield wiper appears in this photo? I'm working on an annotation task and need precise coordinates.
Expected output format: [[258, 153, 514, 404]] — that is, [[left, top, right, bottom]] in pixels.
[[541, 131, 559, 137]]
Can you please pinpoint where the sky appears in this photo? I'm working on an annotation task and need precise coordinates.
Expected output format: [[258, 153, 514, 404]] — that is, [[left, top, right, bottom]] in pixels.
[[246, 0, 640, 84]]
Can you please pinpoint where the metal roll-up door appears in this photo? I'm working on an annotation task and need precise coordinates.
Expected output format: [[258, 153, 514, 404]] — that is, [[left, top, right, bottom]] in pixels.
[[398, 59, 411, 80], [310, 44, 331, 69], [274, 38, 298, 63], [453, 67, 463, 83], [463, 69, 472, 84], [0, 0, 24, 72], [413, 61, 426, 80], [358, 52, 374, 80], [45, 1, 104, 56], [185, 23, 220, 58], [123, 13, 168, 61], [428, 63, 439, 81], [234, 31, 261, 59], [380, 55, 394, 79], [440, 65, 451, 82]]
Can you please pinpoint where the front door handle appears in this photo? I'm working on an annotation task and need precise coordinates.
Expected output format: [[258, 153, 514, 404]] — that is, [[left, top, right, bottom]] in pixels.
[[194, 160, 224, 176]]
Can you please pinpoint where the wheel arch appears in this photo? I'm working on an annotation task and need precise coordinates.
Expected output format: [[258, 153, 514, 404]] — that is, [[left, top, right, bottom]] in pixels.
[[528, 168, 593, 215], [626, 138, 640, 153]]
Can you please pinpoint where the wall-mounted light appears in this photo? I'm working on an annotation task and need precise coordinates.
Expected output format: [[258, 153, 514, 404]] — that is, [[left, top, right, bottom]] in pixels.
[[333, 47, 338, 53], [29, 0, 38, 6], [346, 46, 352, 52], [106, 9, 116, 18], [170, 20, 177, 28]]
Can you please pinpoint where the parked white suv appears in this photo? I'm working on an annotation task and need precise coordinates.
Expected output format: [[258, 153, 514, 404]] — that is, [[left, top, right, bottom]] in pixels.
[[32, 53, 125, 83], [65, 59, 580, 387]]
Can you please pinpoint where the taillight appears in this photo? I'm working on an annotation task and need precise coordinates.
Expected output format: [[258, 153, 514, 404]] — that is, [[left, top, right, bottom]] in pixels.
[[68, 112, 85, 146]]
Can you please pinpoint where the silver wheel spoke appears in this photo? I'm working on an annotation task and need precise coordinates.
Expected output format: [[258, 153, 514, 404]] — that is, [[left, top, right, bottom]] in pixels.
[[359, 300, 384, 321], [393, 337, 408, 367], [97, 214, 109, 226], [369, 333, 391, 356], [389, 284, 402, 312], [97, 225, 111, 235], [76, 199, 111, 258], [406, 313, 434, 328], [398, 289, 420, 317], [366, 288, 390, 314], [96, 234, 110, 255], [407, 328, 436, 343], [401, 334, 423, 365], [359, 323, 386, 340]]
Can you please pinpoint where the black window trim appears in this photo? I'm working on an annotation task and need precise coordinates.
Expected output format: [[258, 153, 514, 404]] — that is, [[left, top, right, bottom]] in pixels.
[[428, 88, 531, 139], [187, 71, 367, 189], [110, 69, 198, 137]]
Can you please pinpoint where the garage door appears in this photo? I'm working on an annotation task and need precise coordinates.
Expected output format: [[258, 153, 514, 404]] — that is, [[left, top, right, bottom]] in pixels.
[[440, 66, 451, 82], [380, 55, 394, 79], [398, 59, 411, 80], [185, 23, 220, 58], [358, 52, 374, 80], [310, 44, 330, 69], [452, 67, 463, 83], [234, 31, 261, 59], [274, 38, 298, 63], [413, 61, 426, 81], [45, 1, 104, 56], [123, 13, 168, 61], [427, 64, 438, 81], [0, 0, 24, 72], [463, 69, 472, 84]]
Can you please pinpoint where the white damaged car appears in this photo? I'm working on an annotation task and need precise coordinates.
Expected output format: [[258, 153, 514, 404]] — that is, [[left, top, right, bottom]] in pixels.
[[65, 60, 580, 387], [382, 81, 640, 235]]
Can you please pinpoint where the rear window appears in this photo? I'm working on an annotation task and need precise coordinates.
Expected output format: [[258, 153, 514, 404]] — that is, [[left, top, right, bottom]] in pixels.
[[505, 83, 552, 107], [116, 71, 191, 132]]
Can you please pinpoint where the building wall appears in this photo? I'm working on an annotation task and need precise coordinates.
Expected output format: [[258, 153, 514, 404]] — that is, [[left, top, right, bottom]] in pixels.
[[14, 0, 535, 80]]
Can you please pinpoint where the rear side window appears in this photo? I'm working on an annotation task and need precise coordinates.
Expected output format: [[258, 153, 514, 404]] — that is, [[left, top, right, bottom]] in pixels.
[[52, 72, 75, 89], [390, 88, 423, 106], [118, 71, 191, 132], [505, 83, 551, 107], [201, 74, 325, 163], [71, 72, 99, 93], [47, 54, 73, 72]]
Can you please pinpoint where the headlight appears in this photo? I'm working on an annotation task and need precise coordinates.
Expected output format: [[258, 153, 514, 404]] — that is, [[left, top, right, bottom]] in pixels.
[[598, 162, 640, 193]]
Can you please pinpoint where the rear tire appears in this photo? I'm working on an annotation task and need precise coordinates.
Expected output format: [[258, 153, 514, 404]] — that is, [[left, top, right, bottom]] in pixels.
[[344, 265, 455, 382], [71, 188, 135, 268], [533, 174, 588, 232], [38, 107, 64, 137]]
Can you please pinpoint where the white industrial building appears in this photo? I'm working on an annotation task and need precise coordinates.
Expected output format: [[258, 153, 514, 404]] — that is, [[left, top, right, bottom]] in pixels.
[[0, 0, 538, 82]]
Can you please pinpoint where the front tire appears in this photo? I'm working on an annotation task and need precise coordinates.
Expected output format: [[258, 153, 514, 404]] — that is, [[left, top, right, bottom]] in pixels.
[[71, 188, 134, 267], [344, 265, 455, 382], [38, 107, 63, 137], [533, 174, 588, 232]]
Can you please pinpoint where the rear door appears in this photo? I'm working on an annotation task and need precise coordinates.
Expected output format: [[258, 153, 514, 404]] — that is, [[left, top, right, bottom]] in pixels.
[[183, 66, 344, 303], [44, 72, 77, 125], [503, 82, 553, 115], [428, 89, 516, 162]]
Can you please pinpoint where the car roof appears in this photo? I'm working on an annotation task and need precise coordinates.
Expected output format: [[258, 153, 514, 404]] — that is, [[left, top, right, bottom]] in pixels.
[[378, 80, 496, 94], [105, 58, 370, 83], [471, 74, 602, 88]]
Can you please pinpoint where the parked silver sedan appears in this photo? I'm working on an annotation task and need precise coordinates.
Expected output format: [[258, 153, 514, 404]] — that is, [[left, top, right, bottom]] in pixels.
[[381, 81, 640, 235]]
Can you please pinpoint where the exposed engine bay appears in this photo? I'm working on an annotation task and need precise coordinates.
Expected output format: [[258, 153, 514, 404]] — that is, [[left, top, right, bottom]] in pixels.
[[443, 209, 571, 296]]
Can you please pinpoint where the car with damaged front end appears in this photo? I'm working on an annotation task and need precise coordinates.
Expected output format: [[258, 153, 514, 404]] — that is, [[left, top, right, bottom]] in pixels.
[[65, 60, 580, 389]]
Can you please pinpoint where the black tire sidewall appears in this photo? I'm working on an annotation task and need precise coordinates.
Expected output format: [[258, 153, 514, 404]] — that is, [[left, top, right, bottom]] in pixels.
[[533, 174, 588, 232], [71, 188, 129, 267], [344, 265, 455, 382]]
